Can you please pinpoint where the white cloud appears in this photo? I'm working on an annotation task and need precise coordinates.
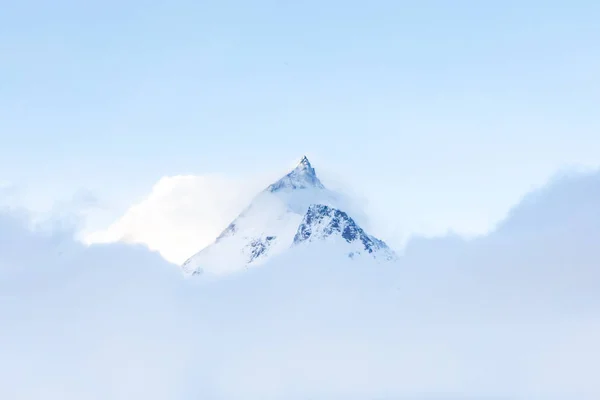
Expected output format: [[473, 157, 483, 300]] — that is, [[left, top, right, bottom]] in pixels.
[[84, 174, 263, 264], [0, 180, 20, 209], [2, 168, 600, 399]]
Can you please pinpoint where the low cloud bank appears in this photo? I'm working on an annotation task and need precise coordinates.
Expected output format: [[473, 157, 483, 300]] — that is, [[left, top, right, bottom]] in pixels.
[[2, 169, 600, 399]]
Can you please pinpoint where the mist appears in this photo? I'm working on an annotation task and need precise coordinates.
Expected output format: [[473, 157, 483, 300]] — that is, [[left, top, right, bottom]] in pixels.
[[1, 169, 600, 399]]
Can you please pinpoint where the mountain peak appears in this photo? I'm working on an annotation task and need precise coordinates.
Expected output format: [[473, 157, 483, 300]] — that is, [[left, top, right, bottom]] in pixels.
[[297, 155, 312, 170], [181, 157, 396, 276], [267, 155, 324, 192], [291, 155, 316, 177]]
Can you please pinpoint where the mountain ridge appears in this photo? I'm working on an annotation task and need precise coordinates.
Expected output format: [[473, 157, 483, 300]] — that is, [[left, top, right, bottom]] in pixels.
[[293, 204, 397, 261]]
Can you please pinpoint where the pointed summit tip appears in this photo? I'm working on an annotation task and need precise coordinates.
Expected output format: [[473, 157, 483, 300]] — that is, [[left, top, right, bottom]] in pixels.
[[297, 155, 311, 169], [294, 155, 316, 176], [266, 155, 324, 192]]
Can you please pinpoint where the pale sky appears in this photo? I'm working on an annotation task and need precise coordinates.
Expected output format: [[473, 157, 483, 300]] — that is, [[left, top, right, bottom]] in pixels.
[[2, 3, 600, 396], [2, 1, 600, 259]]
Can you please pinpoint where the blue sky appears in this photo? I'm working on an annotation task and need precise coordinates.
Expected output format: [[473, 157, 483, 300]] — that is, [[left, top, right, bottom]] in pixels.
[[2, 6, 600, 395], [2, 0, 600, 241]]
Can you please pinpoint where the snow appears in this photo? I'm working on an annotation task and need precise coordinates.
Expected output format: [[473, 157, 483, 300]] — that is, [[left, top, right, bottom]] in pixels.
[[182, 190, 304, 276], [182, 157, 390, 276], [293, 204, 397, 262], [267, 155, 325, 192]]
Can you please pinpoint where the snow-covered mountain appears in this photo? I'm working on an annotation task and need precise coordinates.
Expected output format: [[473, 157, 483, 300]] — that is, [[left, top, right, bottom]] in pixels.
[[293, 204, 396, 261], [181, 156, 395, 276]]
